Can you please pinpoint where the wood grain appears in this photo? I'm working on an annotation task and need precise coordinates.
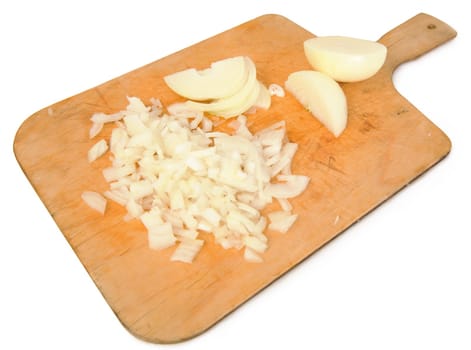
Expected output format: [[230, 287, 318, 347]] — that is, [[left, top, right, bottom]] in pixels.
[[14, 13, 456, 343]]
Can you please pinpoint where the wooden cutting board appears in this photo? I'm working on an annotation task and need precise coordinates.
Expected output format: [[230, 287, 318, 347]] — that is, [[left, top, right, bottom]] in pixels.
[[14, 13, 456, 343]]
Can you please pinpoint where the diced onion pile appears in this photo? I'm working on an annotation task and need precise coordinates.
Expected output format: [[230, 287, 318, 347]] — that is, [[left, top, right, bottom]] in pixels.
[[81, 96, 309, 263]]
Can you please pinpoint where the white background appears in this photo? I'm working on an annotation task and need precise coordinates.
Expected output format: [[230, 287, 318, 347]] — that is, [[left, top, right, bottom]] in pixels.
[[1, 1, 470, 349]]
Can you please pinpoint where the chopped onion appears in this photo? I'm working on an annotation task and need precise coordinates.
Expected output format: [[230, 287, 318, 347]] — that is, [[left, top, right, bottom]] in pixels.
[[244, 247, 263, 263], [126, 96, 150, 113], [89, 122, 104, 139], [265, 175, 310, 199], [277, 198, 293, 212], [170, 238, 204, 263], [148, 222, 176, 250], [243, 235, 268, 253], [90, 111, 124, 124], [201, 207, 221, 227], [88, 139, 108, 163], [268, 210, 298, 233], [126, 199, 144, 219], [140, 209, 164, 230], [103, 189, 128, 206], [174, 228, 199, 239], [84, 97, 310, 262], [123, 113, 148, 136], [110, 127, 129, 154], [269, 143, 298, 177], [129, 180, 153, 199], [102, 164, 135, 182], [81, 191, 107, 215]]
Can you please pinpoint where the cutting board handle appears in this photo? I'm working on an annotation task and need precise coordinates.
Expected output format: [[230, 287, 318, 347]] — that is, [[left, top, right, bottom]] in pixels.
[[378, 13, 457, 73]]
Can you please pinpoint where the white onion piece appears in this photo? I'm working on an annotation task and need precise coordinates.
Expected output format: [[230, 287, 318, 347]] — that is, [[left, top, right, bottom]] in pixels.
[[254, 216, 267, 235], [265, 175, 310, 199], [148, 222, 176, 250], [123, 114, 148, 136], [268, 83, 285, 97], [110, 128, 129, 154], [170, 238, 204, 263], [201, 207, 221, 227], [163, 211, 184, 229], [129, 180, 153, 200], [103, 189, 128, 206], [244, 247, 263, 263], [81, 191, 107, 215], [201, 117, 213, 132], [277, 198, 293, 212], [243, 235, 268, 253], [126, 96, 150, 113], [88, 139, 108, 163], [102, 164, 135, 182], [175, 228, 199, 240], [268, 211, 298, 233], [126, 199, 143, 219], [90, 112, 123, 124], [140, 209, 164, 230], [89, 122, 104, 139], [150, 97, 163, 110], [269, 142, 298, 177]]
